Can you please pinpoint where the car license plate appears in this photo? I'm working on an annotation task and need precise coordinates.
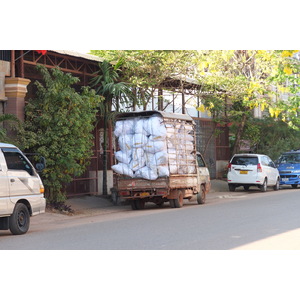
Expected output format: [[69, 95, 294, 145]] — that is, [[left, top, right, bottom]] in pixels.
[[282, 178, 289, 182], [240, 170, 248, 174]]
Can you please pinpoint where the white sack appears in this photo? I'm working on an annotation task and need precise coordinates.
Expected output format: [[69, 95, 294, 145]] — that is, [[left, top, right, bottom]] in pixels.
[[115, 150, 132, 164], [132, 133, 148, 148], [118, 134, 134, 152], [114, 119, 135, 137], [134, 118, 148, 135], [143, 115, 167, 137], [112, 163, 134, 177], [152, 151, 168, 166], [157, 165, 170, 177], [145, 140, 167, 153], [135, 166, 158, 181], [130, 148, 146, 171]]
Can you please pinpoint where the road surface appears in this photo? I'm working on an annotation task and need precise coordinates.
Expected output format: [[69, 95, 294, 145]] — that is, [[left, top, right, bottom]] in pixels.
[[1, 187, 300, 249]]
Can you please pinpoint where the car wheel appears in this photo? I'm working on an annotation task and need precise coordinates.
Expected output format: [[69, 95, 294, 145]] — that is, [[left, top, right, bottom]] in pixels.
[[228, 184, 236, 192], [9, 203, 30, 235], [273, 178, 280, 191], [260, 179, 267, 192]]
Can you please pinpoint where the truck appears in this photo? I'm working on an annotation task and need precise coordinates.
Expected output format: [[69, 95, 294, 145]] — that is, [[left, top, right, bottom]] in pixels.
[[111, 110, 210, 210], [276, 149, 300, 188], [0, 143, 46, 235]]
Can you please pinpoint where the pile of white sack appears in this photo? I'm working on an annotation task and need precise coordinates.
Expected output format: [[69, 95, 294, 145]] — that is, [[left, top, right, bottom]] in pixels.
[[112, 114, 196, 180]]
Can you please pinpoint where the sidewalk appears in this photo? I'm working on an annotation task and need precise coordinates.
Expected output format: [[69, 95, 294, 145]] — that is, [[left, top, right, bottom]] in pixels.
[[64, 179, 230, 216]]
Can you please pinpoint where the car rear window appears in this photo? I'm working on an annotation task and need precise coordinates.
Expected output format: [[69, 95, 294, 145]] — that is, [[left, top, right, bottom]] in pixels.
[[231, 156, 258, 166]]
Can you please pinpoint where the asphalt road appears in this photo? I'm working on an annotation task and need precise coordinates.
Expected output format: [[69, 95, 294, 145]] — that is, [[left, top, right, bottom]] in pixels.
[[1, 187, 300, 250]]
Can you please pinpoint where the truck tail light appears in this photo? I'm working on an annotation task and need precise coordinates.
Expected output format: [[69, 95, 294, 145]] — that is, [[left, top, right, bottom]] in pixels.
[[228, 163, 232, 172], [120, 191, 130, 196], [257, 163, 263, 172]]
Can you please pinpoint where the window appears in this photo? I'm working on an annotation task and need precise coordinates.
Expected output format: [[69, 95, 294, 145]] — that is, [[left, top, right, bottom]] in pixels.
[[231, 156, 258, 166], [197, 154, 205, 167], [2, 148, 33, 175]]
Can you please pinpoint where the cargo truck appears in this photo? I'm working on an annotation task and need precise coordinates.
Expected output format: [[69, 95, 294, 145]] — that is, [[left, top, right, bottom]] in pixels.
[[111, 111, 210, 210]]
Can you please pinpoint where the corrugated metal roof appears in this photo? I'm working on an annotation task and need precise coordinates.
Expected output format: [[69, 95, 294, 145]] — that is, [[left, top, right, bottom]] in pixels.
[[51, 50, 104, 63]]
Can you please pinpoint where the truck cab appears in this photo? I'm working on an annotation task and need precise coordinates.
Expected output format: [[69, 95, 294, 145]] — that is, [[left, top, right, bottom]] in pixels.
[[0, 143, 46, 235]]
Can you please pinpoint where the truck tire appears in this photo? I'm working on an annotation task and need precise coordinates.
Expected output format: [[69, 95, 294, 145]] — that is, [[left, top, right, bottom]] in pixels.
[[135, 200, 145, 210], [197, 185, 206, 204], [131, 201, 137, 210], [174, 190, 184, 208], [9, 203, 30, 235], [169, 199, 176, 208]]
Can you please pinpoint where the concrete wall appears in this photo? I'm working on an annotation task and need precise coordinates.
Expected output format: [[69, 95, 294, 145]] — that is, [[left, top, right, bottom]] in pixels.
[[89, 170, 114, 195]]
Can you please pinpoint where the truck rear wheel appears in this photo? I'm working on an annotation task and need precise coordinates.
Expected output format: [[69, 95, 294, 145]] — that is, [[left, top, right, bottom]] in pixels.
[[174, 190, 184, 208], [131, 200, 145, 210], [197, 185, 206, 204], [169, 199, 176, 208], [9, 203, 30, 235], [135, 200, 145, 210], [131, 201, 137, 210]]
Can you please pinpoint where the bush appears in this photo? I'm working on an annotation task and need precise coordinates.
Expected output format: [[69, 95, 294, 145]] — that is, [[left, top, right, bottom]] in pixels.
[[20, 66, 102, 208]]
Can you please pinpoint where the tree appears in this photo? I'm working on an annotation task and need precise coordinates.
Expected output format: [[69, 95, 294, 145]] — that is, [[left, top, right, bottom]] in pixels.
[[90, 60, 133, 195], [21, 66, 102, 208], [0, 113, 21, 144], [90, 50, 198, 110], [195, 50, 291, 154]]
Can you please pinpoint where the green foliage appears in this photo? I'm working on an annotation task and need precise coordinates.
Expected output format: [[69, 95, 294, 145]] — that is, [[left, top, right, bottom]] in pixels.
[[90, 51, 199, 110], [0, 113, 22, 144], [251, 118, 300, 160], [20, 66, 102, 207]]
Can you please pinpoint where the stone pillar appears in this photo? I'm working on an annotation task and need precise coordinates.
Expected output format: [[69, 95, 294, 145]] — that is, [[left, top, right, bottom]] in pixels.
[[4, 77, 31, 121]]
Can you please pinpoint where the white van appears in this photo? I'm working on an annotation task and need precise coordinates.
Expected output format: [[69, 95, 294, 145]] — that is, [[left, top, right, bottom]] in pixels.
[[0, 143, 46, 235], [227, 153, 280, 192]]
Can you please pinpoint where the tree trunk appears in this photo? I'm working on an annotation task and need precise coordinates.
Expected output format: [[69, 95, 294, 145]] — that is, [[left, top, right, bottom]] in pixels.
[[102, 114, 108, 195], [232, 113, 247, 155]]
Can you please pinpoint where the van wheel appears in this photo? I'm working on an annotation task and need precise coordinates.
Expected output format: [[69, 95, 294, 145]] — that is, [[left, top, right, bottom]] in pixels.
[[228, 184, 236, 192], [260, 179, 267, 192], [174, 190, 184, 208], [273, 178, 280, 191], [197, 185, 206, 204], [9, 203, 30, 235]]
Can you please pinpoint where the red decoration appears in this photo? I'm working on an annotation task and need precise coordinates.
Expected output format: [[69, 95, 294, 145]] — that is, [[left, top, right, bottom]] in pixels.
[[35, 50, 47, 55]]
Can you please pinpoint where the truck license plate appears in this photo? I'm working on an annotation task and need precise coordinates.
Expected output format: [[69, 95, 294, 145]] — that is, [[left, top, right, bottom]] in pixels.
[[140, 192, 150, 197], [240, 170, 248, 174]]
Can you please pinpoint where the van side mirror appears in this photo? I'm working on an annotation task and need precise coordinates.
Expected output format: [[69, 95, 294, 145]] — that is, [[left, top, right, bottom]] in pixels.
[[35, 157, 46, 172]]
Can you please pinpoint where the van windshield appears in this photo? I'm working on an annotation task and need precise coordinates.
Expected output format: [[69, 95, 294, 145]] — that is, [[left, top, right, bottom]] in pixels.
[[231, 156, 258, 166], [278, 153, 300, 164]]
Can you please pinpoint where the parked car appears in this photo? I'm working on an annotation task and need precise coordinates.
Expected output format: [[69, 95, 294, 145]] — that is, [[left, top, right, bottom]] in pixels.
[[276, 150, 300, 188], [227, 154, 280, 192]]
